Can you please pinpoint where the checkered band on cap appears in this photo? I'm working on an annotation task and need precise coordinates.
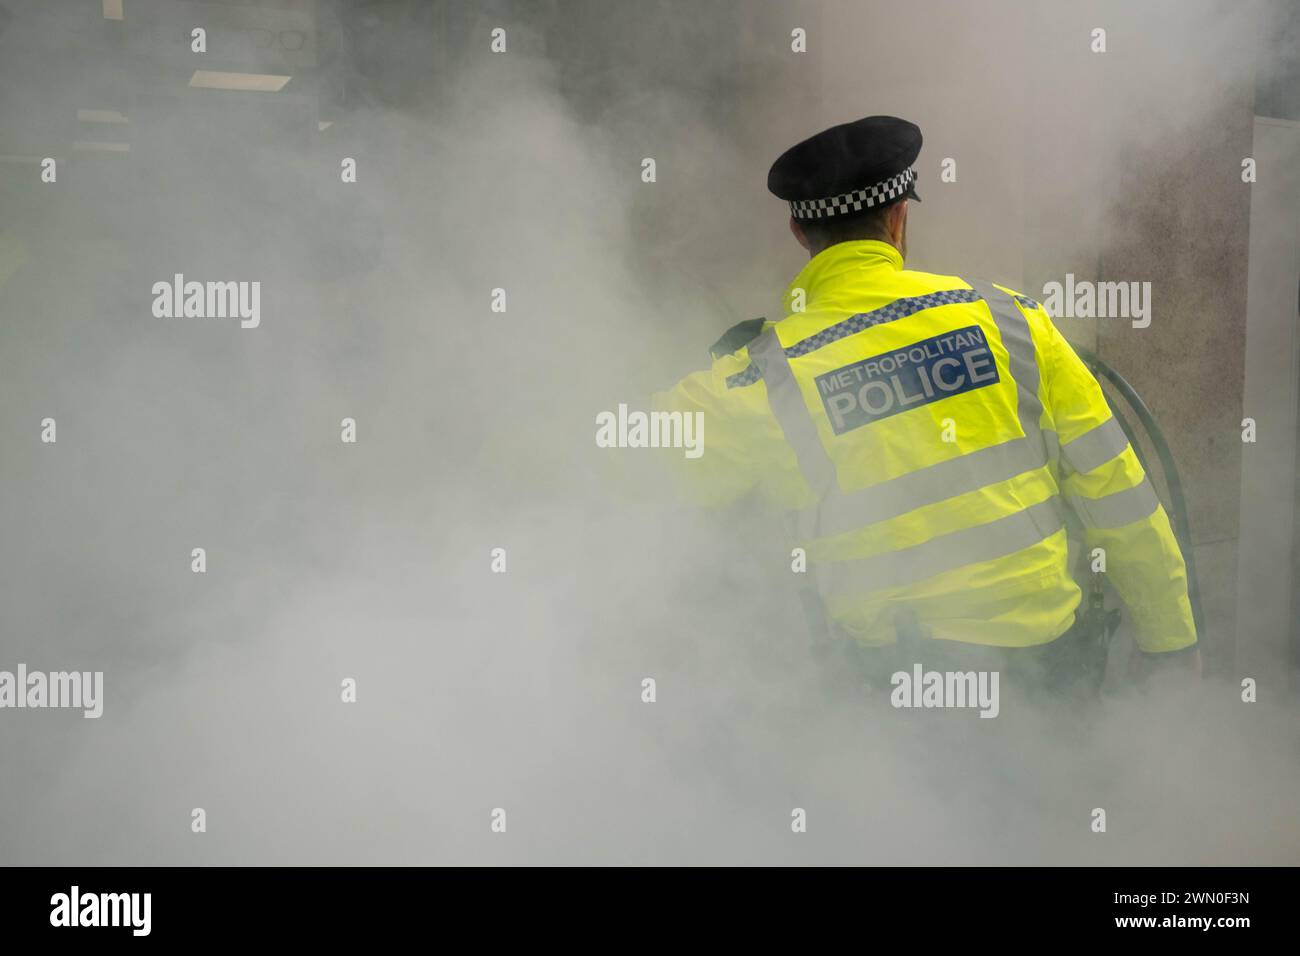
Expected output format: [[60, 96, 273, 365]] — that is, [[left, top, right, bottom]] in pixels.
[[789, 167, 916, 221]]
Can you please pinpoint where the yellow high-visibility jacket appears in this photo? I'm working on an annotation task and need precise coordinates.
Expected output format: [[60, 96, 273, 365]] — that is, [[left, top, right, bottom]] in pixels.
[[653, 239, 1197, 652]]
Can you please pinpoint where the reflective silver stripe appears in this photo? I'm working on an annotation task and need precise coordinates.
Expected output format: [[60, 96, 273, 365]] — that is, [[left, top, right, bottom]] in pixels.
[[1060, 417, 1130, 475], [1043, 428, 1060, 467], [749, 328, 837, 496], [966, 279, 1045, 455], [1068, 478, 1160, 529], [816, 435, 1048, 538], [818, 498, 1064, 597]]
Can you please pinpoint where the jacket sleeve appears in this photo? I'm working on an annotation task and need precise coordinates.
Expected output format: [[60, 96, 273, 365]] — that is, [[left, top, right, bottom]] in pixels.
[[649, 340, 812, 510], [1029, 306, 1198, 653]]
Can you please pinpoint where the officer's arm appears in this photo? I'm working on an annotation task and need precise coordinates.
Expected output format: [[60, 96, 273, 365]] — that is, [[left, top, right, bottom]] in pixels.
[[650, 335, 808, 509], [1030, 308, 1198, 655]]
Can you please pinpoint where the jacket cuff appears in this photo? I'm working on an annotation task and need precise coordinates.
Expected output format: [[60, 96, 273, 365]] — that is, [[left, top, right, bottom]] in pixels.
[[1128, 602, 1198, 653]]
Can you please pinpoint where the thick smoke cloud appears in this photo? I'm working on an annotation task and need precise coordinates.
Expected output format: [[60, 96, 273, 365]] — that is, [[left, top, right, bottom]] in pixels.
[[0, 0, 1295, 865]]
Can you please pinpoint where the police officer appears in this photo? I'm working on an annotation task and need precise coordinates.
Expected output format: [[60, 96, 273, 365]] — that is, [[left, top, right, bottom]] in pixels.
[[654, 115, 1200, 691]]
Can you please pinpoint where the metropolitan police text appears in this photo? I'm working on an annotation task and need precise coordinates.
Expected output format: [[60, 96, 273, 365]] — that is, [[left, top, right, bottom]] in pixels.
[[816, 324, 1000, 434]]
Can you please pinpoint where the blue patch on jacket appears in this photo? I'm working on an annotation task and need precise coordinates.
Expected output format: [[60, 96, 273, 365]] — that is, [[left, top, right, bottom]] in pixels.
[[815, 324, 1000, 435]]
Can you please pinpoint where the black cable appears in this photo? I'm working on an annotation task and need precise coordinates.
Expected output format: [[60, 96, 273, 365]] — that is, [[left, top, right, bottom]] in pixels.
[[1073, 345, 1206, 644]]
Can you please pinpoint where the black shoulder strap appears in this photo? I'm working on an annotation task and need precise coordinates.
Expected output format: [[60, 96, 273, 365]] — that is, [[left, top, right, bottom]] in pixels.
[[709, 317, 766, 360]]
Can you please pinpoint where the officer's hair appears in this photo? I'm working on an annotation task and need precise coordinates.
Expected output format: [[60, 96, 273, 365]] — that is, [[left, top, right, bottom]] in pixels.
[[799, 202, 895, 252]]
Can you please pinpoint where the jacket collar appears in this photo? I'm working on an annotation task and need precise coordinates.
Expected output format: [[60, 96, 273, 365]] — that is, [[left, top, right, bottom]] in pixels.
[[782, 239, 903, 313]]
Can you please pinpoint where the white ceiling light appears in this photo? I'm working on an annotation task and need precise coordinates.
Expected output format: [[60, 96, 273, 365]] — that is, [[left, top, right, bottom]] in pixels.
[[77, 110, 129, 124], [189, 71, 292, 92], [102, 0, 124, 20]]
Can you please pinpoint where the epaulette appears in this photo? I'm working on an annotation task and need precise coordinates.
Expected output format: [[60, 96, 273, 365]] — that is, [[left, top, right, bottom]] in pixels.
[[708, 317, 766, 360]]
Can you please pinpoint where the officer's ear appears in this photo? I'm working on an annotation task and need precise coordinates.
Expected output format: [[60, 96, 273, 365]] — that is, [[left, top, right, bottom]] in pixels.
[[789, 216, 811, 252], [885, 200, 908, 243]]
